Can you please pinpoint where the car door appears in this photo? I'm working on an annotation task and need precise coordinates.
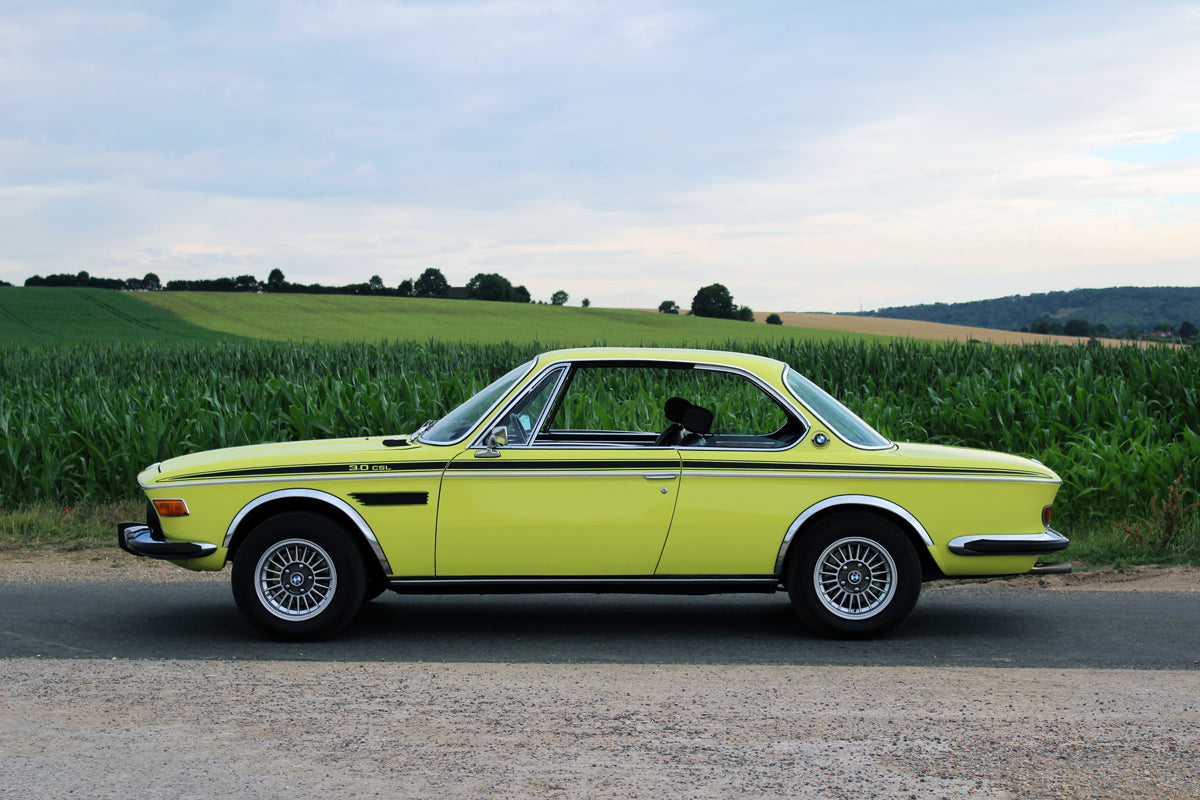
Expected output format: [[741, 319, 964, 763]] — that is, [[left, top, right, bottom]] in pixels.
[[434, 363, 683, 576], [653, 366, 811, 576]]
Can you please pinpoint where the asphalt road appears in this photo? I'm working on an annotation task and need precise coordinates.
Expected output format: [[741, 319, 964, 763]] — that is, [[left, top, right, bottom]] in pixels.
[[3, 581, 1198, 668]]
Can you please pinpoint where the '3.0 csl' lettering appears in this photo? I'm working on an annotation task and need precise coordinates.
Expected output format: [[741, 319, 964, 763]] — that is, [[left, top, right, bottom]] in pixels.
[[348, 464, 392, 472]]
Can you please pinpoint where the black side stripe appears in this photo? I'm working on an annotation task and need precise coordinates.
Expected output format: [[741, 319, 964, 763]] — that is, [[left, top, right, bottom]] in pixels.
[[169, 461, 449, 482], [349, 492, 429, 507]]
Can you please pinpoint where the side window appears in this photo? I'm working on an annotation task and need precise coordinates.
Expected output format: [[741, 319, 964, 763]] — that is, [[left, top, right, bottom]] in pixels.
[[540, 364, 801, 448], [498, 367, 565, 445], [694, 370, 794, 442], [549, 366, 675, 434]]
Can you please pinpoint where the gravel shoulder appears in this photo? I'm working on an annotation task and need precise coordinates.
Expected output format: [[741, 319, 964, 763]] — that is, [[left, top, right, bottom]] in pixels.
[[3, 552, 1198, 799]]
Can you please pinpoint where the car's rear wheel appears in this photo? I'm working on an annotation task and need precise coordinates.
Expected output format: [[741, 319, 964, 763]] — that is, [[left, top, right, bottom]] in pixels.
[[232, 511, 366, 640], [787, 511, 921, 638]]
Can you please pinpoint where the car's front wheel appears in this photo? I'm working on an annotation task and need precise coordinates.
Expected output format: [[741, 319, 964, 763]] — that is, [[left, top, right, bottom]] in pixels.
[[232, 511, 366, 640], [787, 511, 921, 638]]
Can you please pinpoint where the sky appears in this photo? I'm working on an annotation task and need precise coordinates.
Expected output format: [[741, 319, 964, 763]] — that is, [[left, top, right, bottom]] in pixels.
[[2, 0, 1199, 312]]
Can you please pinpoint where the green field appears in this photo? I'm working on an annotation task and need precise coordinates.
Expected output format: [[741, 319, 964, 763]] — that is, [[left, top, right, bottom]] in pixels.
[[130, 291, 891, 345], [0, 287, 244, 344]]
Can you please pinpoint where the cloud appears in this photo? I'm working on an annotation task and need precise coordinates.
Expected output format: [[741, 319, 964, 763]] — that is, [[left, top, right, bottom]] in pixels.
[[3, 1, 1200, 311]]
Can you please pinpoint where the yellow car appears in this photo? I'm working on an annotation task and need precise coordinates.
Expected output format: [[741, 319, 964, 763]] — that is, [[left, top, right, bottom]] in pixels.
[[118, 347, 1069, 639]]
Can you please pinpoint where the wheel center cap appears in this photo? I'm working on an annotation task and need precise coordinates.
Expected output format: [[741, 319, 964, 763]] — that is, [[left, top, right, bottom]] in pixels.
[[839, 562, 868, 593], [281, 565, 314, 595]]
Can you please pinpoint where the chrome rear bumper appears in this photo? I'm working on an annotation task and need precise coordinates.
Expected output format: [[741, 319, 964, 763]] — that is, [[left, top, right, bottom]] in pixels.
[[948, 528, 1070, 556]]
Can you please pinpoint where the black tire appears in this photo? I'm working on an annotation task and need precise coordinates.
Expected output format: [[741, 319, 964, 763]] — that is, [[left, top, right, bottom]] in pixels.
[[232, 511, 367, 640], [786, 511, 921, 639], [363, 572, 390, 603]]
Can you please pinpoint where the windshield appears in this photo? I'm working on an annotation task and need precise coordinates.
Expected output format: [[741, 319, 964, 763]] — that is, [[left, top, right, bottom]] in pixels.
[[419, 360, 535, 445], [783, 367, 891, 449]]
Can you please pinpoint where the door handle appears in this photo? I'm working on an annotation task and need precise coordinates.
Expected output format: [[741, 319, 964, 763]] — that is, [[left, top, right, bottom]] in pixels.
[[643, 473, 678, 480]]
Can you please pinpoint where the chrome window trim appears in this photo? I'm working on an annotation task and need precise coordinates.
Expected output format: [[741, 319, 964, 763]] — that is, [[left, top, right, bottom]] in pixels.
[[469, 365, 569, 449], [418, 359, 538, 447], [469, 357, 808, 453], [782, 365, 892, 451], [774, 495, 934, 574], [223, 488, 392, 575]]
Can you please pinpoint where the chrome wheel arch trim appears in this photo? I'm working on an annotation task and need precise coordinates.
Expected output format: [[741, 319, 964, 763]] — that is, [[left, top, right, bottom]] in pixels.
[[223, 488, 392, 575], [775, 495, 933, 575]]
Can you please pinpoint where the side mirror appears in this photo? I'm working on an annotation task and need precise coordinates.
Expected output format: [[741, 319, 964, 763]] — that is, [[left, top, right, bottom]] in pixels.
[[476, 426, 508, 458]]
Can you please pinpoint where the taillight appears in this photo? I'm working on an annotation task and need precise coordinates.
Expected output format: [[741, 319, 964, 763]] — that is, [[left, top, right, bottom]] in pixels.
[[1042, 505, 1053, 527]]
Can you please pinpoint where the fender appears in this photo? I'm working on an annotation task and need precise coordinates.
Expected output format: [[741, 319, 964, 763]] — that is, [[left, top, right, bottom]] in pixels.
[[774, 494, 933, 575], [223, 488, 393, 575]]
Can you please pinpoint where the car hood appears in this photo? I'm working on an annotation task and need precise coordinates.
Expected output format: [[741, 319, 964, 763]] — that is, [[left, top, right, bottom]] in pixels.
[[141, 436, 448, 487]]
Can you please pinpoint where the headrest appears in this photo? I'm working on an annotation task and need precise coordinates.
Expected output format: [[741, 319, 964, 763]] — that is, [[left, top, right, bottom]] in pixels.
[[680, 405, 713, 435], [664, 396, 690, 423]]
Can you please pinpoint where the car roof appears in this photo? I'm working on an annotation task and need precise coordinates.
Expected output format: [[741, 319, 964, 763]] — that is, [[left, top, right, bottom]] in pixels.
[[535, 347, 788, 373]]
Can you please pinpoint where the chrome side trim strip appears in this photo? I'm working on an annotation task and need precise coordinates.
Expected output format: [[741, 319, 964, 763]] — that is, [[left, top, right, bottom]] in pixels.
[[445, 471, 665, 479], [223, 488, 392, 574], [774, 495, 934, 574], [686, 471, 1058, 484]]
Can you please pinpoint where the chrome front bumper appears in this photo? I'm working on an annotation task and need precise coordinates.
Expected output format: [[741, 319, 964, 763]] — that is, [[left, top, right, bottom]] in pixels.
[[948, 528, 1070, 556], [117, 523, 217, 560]]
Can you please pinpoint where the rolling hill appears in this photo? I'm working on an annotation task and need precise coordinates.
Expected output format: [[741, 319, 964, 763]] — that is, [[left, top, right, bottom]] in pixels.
[[0, 287, 244, 344], [859, 286, 1200, 332]]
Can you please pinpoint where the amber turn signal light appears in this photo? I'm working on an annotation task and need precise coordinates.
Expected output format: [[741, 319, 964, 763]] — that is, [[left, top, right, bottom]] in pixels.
[[153, 498, 190, 517], [1042, 505, 1053, 527]]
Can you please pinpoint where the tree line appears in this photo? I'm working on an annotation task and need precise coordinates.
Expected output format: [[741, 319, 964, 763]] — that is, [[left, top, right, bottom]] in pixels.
[[18, 271, 771, 321], [21, 269, 580, 306]]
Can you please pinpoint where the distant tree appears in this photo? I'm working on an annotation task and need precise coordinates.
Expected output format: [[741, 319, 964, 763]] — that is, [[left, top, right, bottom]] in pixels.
[[551, 290, 569, 306], [658, 300, 680, 314], [0, 279, 10, 287], [1031, 318, 1063, 335], [266, 269, 286, 292], [1063, 318, 1093, 337], [691, 284, 736, 320], [466, 273, 514, 301], [23, 275, 43, 287], [766, 313, 783, 325], [397, 278, 414, 297], [1180, 321, 1198, 340], [581, 298, 590, 308], [512, 285, 531, 304], [737, 305, 755, 322], [142, 272, 161, 291], [1154, 323, 1175, 335], [232, 274, 260, 292], [369, 274, 385, 293], [413, 268, 450, 298]]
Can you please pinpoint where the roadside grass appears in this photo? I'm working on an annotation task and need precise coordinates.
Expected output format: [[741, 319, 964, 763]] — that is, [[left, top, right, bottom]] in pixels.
[[1061, 520, 1200, 569], [0, 499, 145, 554], [131, 291, 895, 346]]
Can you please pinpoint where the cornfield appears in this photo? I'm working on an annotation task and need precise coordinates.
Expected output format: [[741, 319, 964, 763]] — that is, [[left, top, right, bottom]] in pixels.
[[2, 339, 1197, 528]]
